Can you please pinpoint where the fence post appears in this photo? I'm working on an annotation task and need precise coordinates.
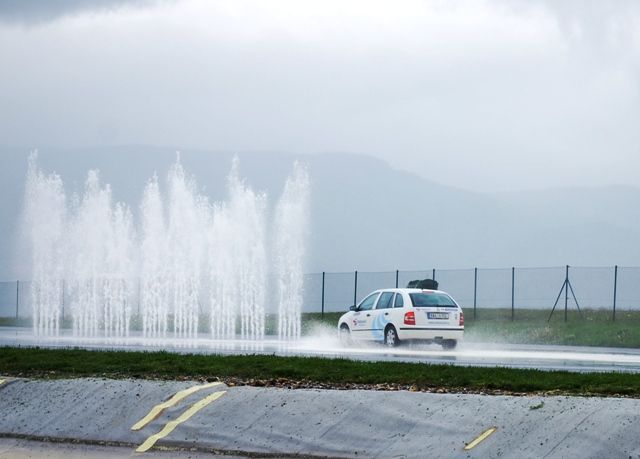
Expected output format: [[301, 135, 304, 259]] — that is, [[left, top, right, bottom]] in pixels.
[[16, 280, 19, 320], [61, 280, 65, 320], [432, 268, 436, 281], [473, 267, 477, 320], [511, 267, 515, 321], [353, 270, 358, 307], [613, 265, 618, 322], [395, 270, 399, 288], [321, 272, 325, 319], [564, 265, 569, 323]]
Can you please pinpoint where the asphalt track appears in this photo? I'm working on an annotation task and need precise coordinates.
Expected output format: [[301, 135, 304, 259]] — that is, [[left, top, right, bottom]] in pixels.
[[2, 328, 640, 458], [0, 377, 639, 459], [2, 326, 640, 373]]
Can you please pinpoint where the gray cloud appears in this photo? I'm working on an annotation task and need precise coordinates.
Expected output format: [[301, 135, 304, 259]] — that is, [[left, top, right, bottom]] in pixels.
[[0, 0, 638, 191], [0, 0, 162, 25], [540, 0, 640, 41], [506, 0, 640, 59]]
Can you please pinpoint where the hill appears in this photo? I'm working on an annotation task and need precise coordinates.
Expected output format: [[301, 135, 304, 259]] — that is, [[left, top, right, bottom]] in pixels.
[[1, 145, 639, 280]]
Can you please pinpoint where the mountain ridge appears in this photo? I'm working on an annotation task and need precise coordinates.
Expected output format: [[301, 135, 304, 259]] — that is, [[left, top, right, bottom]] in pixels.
[[1, 145, 638, 280]]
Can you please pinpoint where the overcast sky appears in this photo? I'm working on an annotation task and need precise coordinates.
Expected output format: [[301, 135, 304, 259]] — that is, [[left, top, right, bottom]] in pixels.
[[0, 0, 638, 191]]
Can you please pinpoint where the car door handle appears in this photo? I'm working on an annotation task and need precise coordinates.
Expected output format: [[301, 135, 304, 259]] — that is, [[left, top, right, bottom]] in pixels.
[[366, 314, 371, 317], [384, 313, 389, 316]]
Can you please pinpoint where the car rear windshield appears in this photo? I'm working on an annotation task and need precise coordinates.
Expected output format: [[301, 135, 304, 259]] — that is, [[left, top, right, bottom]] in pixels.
[[409, 292, 458, 308]]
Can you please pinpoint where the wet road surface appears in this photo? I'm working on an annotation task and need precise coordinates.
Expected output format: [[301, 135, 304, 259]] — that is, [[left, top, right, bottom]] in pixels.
[[1, 326, 640, 373]]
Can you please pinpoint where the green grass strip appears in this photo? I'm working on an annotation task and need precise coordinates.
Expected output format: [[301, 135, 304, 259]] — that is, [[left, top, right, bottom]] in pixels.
[[1, 347, 640, 397]]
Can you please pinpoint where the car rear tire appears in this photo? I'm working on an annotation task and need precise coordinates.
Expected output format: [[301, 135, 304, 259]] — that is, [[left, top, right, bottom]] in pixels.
[[339, 324, 352, 346], [442, 339, 457, 350], [384, 325, 399, 347]]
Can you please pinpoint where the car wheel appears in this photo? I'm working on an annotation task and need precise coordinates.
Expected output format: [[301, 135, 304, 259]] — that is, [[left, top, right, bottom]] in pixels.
[[442, 339, 457, 350], [384, 325, 399, 347], [339, 324, 352, 346]]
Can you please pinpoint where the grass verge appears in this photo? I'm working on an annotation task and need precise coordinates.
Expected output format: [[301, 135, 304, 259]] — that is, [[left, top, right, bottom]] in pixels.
[[461, 308, 640, 348], [1, 347, 640, 397]]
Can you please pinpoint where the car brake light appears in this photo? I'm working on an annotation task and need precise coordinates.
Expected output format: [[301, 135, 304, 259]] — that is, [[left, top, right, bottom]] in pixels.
[[404, 311, 415, 325], [459, 312, 464, 326]]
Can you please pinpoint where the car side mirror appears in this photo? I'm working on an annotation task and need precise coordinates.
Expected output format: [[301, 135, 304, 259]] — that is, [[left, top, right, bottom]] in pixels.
[[349, 305, 356, 311]]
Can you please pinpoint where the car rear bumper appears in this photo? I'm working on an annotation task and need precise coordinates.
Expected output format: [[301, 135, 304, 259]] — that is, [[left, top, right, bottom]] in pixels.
[[397, 327, 464, 341]]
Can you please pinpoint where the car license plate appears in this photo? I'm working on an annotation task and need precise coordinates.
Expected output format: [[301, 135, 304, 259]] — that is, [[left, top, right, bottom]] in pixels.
[[427, 312, 449, 320]]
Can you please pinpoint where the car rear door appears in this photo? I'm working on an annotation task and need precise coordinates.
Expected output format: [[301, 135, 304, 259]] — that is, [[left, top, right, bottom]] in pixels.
[[370, 291, 394, 341], [351, 292, 380, 339]]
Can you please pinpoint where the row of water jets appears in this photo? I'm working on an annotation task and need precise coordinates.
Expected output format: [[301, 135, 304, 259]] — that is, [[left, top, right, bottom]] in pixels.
[[24, 154, 309, 341]]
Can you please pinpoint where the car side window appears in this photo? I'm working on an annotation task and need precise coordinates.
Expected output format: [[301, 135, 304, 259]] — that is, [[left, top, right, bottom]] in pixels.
[[394, 293, 404, 308], [358, 292, 380, 311], [376, 292, 394, 309]]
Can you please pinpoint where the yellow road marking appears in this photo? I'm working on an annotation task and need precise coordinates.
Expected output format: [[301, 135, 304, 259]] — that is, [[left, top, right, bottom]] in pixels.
[[136, 390, 226, 453], [0, 379, 5, 386], [131, 381, 223, 431], [464, 427, 497, 451]]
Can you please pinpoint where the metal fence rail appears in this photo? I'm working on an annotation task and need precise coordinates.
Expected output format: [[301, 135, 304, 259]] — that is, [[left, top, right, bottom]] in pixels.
[[2, 265, 639, 320]]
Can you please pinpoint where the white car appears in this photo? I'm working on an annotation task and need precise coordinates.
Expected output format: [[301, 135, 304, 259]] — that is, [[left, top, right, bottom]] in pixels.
[[338, 288, 464, 348]]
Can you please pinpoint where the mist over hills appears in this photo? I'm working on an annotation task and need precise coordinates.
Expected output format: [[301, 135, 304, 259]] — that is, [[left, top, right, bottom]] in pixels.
[[1, 145, 639, 280]]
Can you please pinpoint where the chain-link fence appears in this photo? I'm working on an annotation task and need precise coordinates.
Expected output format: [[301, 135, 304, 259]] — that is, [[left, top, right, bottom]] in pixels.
[[2, 265, 640, 319], [306, 265, 640, 317]]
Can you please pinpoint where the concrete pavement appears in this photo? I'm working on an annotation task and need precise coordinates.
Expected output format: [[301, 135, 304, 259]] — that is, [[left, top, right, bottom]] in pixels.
[[0, 437, 246, 458], [0, 377, 639, 458]]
